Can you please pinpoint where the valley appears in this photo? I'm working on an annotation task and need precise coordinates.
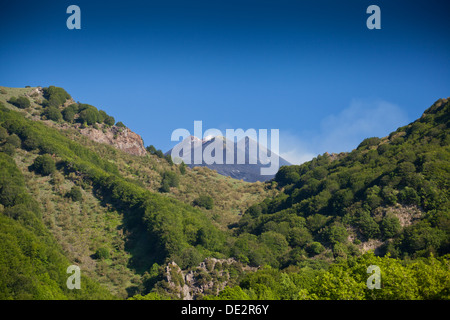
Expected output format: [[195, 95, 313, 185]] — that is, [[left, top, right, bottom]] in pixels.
[[0, 86, 449, 300]]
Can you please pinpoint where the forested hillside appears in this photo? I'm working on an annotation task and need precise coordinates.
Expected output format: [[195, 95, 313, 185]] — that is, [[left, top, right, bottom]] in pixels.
[[234, 98, 449, 267], [0, 86, 448, 300], [0, 86, 273, 298]]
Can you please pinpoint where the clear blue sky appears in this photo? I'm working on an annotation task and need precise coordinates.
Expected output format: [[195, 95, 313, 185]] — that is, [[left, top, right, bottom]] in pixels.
[[1, 0, 449, 164]]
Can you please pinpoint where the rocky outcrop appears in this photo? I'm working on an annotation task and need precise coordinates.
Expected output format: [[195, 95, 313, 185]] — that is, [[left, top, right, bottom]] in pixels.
[[79, 126, 147, 156], [164, 258, 258, 300]]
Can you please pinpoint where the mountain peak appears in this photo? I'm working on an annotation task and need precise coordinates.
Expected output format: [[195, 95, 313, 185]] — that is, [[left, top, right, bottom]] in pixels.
[[167, 134, 291, 182]]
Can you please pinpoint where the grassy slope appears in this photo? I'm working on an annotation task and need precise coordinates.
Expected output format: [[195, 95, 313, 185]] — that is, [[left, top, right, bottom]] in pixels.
[[0, 86, 275, 299]]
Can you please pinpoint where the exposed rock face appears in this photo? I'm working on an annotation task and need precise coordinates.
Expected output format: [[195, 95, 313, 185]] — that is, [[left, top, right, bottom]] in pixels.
[[79, 126, 147, 156], [164, 258, 258, 300], [166, 136, 292, 182]]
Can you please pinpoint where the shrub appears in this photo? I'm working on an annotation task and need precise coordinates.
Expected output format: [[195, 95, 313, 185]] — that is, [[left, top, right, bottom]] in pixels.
[[43, 107, 62, 122], [95, 247, 110, 260], [78, 107, 99, 125], [32, 154, 56, 176], [0, 127, 7, 141], [357, 211, 380, 239], [324, 222, 348, 245], [160, 171, 179, 192], [1, 143, 16, 156], [5, 134, 21, 148], [358, 137, 381, 149], [179, 161, 186, 175], [381, 214, 401, 240], [68, 186, 83, 202], [155, 150, 164, 158], [104, 115, 115, 126], [42, 86, 71, 107], [288, 227, 313, 247], [398, 187, 421, 205], [146, 145, 157, 154], [306, 242, 325, 256], [98, 110, 107, 123], [165, 154, 174, 165], [116, 121, 126, 128], [62, 107, 75, 123], [9, 96, 31, 109], [193, 195, 214, 210]]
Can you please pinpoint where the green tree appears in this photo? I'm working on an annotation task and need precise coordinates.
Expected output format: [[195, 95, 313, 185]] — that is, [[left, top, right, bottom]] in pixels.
[[5, 134, 21, 148], [0, 127, 7, 141], [98, 110, 107, 123], [381, 214, 401, 240], [78, 107, 99, 125], [357, 211, 380, 239], [43, 107, 62, 122], [398, 187, 420, 205], [324, 222, 349, 245], [104, 115, 115, 126], [179, 161, 186, 175], [205, 286, 250, 300], [288, 227, 313, 247], [67, 186, 83, 202], [43, 86, 71, 107], [62, 107, 75, 123], [146, 145, 157, 154], [306, 242, 325, 256], [32, 154, 56, 176], [193, 195, 214, 210], [165, 154, 174, 165], [160, 171, 179, 192], [9, 96, 31, 109], [95, 247, 110, 260]]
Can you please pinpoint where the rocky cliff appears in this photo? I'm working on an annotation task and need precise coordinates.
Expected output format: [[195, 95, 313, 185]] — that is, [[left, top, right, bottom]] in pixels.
[[79, 125, 147, 156], [163, 258, 258, 300]]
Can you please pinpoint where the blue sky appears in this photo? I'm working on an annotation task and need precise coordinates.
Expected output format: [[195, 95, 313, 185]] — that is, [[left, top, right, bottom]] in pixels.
[[1, 0, 449, 164]]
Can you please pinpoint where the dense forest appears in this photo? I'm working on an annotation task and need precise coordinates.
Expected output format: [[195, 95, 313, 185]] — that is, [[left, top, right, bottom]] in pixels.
[[0, 86, 448, 300]]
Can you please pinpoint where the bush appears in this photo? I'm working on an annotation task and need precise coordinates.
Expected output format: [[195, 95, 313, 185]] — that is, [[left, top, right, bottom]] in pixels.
[[160, 171, 179, 192], [32, 154, 56, 176], [324, 222, 348, 245], [0, 127, 7, 141], [146, 145, 157, 154], [357, 211, 380, 239], [95, 247, 110, 260], [358, 137, 381, 149], [381, 214, 401, 240], [5, 134, 21, 148], [1, 143, 16, 156], [62, 107, 75, 123], [43, 107, 62, 122], [179, 161, 186, 175], [9, 96, 31, 109], [165, 154, 174, 165], [306, 242, 325, 256], [68, 186, 83, 202], [98, 110, 107, 123], [116, 121, 126, 128], [104, 115, 115, 126], [398, 187, 421, 205], [43, 86, 71, 107], [78, 107, 99, 125], [193, 195, 214, 210]]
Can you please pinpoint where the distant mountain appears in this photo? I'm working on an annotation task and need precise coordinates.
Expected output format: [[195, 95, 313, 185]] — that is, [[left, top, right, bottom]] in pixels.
[[166, 135, 292, 182]]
